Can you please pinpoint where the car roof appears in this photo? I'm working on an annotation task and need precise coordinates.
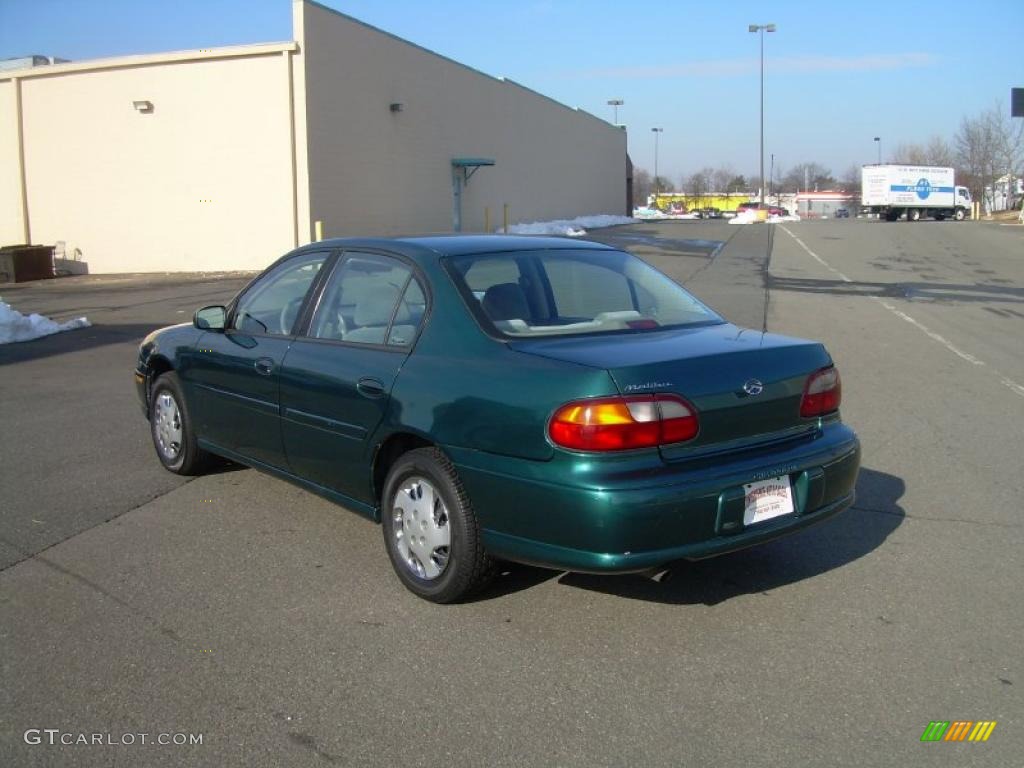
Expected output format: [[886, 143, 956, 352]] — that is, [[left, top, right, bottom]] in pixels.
[[303, 234, 617, 262]]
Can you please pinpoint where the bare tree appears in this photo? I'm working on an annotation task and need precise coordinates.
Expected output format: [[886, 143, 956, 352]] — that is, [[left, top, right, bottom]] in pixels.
[[987, 102, 1024, 210], [780, 162, 834, 193], [890, 142, 929, 164], [654, 176, 676, 194], [891, 136, 955, 167], [956, 110, 1000, 208], [711, 166, 734, 194], [925, 135, 955, 167], [840, 164, 861, 193], [686, 171, 710, 208], [728, 174, 749, 194], [633, 168, 652, 207]]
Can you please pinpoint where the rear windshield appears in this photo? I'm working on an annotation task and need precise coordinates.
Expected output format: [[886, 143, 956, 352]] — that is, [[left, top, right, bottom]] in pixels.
[[445, 248, 722, 338]]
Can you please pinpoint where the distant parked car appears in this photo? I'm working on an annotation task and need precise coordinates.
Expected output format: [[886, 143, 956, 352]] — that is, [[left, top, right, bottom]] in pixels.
[[135, 235, 860, 603], [701, 207, 723, 219], [835, 208, 850, 218]]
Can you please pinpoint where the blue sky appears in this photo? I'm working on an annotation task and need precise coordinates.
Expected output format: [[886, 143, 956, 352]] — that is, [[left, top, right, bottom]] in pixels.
[[2, 0, 1022, 187]]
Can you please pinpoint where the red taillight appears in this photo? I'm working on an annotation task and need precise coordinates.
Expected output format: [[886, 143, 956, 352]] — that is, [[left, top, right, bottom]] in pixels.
[[800, 366, 841, 417], [548, 395, 699, 452]]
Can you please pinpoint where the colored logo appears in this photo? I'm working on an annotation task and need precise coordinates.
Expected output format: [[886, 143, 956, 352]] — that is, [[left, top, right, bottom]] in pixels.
[[915, 178, 932, 200], [920, 721, 997, 742]]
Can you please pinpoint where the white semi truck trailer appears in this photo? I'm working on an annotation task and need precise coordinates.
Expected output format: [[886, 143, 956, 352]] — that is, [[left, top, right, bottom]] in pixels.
[[861, 165, 972, 221]]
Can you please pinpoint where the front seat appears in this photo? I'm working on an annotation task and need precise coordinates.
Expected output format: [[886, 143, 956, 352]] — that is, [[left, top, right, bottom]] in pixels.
[[481, 282, 530, 322]]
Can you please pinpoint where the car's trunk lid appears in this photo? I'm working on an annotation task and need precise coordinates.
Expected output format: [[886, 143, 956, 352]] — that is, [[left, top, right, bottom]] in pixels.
[[508, 323, 831, 458]]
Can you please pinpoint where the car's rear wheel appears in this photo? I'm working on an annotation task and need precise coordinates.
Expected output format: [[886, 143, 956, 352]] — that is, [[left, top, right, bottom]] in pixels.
[[382, 447, 494, 603], [150, 372, 210, 475]]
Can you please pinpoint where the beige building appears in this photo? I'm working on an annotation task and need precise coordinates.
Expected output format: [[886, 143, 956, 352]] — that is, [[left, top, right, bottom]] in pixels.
[[1, 0, 627, 273]]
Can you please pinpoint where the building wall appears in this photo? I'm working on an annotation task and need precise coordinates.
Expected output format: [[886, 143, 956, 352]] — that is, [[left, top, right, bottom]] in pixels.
[[1, 2, 627, 273], [2, 48, 297, 273], [0, 81, 25, 244], [297, 0, 626, 240]]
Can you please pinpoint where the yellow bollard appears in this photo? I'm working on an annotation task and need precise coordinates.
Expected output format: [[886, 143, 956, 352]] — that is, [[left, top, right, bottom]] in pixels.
[[314, 220, 323, 241], [484, 206, 491, 233], [503, 204, 510, 234]]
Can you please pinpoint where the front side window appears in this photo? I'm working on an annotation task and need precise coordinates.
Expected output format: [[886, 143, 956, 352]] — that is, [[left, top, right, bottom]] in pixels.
[[446, 248, 722, 338], [233, 252, 327, 335], [310, 252, 425, 346]]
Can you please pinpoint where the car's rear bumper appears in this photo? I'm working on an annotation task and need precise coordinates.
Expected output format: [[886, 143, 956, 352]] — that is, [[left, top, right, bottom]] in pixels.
[[449, 423, 860, 573]]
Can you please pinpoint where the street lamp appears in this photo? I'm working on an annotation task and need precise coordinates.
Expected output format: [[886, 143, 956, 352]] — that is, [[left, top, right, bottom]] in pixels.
[[607, 99, 624, 124], [873, 136, 882, 164], [749, 22, 776, 206], [651, 127, 664, 205]]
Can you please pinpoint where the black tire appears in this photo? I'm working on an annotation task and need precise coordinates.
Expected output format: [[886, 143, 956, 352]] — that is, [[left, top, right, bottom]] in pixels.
[[953, 208, 966, 221], [909, 208, 921, 221], [149, 372, 211, 475], [381, 447, 494, 603]]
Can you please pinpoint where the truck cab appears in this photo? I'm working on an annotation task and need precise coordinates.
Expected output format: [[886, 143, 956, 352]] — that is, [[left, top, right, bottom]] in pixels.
[[938, 187, 972, 220]]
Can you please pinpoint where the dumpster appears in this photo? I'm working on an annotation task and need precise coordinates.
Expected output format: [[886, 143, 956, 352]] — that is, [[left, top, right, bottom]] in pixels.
[[0, 245, 55, 283]]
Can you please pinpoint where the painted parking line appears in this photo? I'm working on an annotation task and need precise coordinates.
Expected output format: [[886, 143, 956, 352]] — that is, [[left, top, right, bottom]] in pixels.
[[779, 225, 1024, 399]]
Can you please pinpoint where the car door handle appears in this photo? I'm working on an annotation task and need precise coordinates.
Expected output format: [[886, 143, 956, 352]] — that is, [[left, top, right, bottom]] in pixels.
[[356, 377, 386, 398], [254, 357, 275, 376]]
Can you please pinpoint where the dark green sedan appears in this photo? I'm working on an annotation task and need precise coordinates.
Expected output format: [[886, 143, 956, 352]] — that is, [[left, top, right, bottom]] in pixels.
[[135, 236, 860, 602]]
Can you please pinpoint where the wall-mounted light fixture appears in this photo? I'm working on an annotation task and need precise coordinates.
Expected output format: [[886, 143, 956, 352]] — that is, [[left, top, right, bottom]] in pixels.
[[132, 100, 154, 113], [389, 102, 403, 113]]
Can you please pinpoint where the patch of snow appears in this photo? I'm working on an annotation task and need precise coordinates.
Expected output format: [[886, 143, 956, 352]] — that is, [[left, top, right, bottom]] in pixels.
[[505, 214, 636, 237], [728, 211, 802, 225], [632, 208, 702, 221], [0, 298, 90, 345]]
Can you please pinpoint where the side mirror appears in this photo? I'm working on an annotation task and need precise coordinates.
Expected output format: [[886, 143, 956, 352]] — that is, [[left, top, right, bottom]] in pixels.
[[194, 305, 227, 331]]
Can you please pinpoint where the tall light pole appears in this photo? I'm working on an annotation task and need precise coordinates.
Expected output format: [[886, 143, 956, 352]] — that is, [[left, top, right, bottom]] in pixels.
[[749, 23, 775, 206], [769, 153, 775, 200], [651, 127, 664, 205], [874, 136, 882, 164], [607, 99, 624, 124]]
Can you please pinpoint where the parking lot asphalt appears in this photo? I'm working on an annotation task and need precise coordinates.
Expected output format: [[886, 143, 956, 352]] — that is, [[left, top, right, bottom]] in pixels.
[[1, 220, 1022, 767]]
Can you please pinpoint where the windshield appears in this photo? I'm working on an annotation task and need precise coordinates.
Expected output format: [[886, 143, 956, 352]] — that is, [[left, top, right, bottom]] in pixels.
[[446, 248, 723, 338]]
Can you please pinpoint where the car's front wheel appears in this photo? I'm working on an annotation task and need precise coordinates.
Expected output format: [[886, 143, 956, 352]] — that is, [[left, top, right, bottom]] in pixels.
[[382, 447, 494, 603], [149, 372, 210, 475]]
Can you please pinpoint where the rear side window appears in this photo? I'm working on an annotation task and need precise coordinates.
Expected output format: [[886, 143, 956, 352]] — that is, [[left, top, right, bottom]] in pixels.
[[310, 252, 424, 346], [446, 248, 722, 338]]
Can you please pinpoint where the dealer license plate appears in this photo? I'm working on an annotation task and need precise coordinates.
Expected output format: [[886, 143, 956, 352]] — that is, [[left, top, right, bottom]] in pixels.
[[743, 475, 794, 525]]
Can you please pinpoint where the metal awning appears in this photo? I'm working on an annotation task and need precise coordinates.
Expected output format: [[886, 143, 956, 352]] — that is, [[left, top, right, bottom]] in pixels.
[[451, 157, 495, 184], [451, 158, 495, 232]]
